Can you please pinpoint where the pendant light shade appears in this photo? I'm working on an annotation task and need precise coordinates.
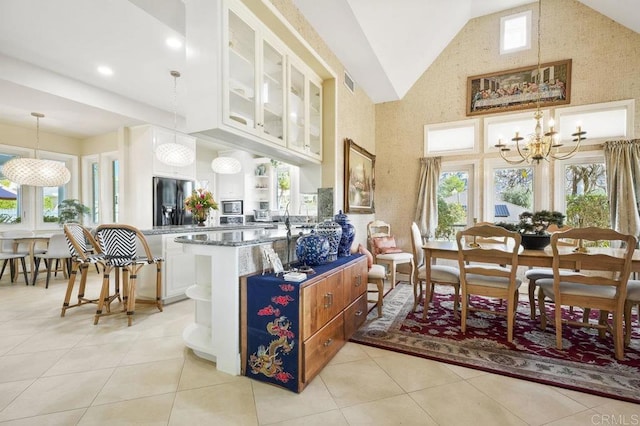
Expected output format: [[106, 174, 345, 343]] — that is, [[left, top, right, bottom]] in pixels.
[[155, 142, 195, 167], [156, 70, 195, 167], [1, 113, 71, 187], [211, 156, 242, 174]]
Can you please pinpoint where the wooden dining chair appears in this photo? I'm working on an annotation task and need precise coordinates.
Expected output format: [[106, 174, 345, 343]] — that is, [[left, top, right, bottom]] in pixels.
[[456, 224, 522, 342], [367, 220, 413, 288], [536, 227, 636, 360], [410, 222, 460, 318], [524, 225, 577, 319]]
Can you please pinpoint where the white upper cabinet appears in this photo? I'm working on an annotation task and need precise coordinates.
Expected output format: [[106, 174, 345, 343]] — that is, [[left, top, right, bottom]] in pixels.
[[288, 58, 322, 160], [185, 0, 331, 165]]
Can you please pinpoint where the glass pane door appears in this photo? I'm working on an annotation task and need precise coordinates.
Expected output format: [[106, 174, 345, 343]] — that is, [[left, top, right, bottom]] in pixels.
[[308, 79, 321, 157], [261, 40, 284, 142], [227, 11, 256, 130], [288, 64, 305, 151]]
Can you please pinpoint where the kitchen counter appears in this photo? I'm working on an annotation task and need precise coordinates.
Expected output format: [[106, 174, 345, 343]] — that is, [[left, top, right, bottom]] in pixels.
[[142, 222, 277, 235], [174, 227, 308, 247]]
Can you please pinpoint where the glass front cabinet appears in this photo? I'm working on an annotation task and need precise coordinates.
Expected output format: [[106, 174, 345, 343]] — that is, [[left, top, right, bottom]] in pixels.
[[288, 59, 322, 160], [225, 6, 286, 147], [224, 3, 322, 161]]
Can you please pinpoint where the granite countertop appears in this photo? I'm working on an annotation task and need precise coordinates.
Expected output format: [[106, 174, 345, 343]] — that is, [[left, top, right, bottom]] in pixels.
[[174, 227, 311, 247], [142, 222, 278, 235]]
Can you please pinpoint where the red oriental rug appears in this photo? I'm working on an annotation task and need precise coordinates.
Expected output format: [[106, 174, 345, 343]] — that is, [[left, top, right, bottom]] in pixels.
[[351, 282, 640, 403]]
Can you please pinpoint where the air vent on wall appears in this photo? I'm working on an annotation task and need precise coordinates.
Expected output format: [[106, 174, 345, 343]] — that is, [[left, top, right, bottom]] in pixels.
[[344, 70, 355, 94]]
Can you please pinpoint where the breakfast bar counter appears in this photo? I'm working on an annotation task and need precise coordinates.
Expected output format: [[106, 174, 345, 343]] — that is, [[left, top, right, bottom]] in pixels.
[[174, 227, 304, 375]]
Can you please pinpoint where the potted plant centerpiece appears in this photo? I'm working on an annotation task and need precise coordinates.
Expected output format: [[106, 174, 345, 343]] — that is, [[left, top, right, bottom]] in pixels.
[[496, 210, 566, 250]]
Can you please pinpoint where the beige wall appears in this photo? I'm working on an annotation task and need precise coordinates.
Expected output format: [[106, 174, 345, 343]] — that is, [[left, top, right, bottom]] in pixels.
[[80, 131, 119, 155], [0, 122, 82, 154], [269, 0, 376, 247], [375, 0, 640, 250]]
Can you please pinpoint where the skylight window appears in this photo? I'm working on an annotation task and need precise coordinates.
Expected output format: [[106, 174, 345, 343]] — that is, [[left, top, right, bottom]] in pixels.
[[500, 10, 531, 55]]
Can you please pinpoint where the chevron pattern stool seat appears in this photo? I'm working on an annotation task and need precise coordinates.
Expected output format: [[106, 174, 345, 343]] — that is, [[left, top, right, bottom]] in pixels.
[[95, 224, 163, 326]]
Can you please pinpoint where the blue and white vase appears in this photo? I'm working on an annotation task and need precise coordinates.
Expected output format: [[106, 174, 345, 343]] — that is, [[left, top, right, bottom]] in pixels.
[[316, 220, 342, 262], [334, 210, 355, 257], [295, 231, 330, 266]]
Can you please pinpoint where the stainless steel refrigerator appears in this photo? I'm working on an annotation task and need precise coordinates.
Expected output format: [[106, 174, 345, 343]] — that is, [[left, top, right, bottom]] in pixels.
[[153, 177, 195, 226]]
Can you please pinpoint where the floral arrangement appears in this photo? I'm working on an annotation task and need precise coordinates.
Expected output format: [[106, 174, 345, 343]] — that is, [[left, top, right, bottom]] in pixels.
[[184, 188, 218, 222]]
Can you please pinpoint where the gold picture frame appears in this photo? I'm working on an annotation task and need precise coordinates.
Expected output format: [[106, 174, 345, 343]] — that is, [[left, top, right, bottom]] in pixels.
[[466, 59, 571, 116], [344, 138, 375, 214]]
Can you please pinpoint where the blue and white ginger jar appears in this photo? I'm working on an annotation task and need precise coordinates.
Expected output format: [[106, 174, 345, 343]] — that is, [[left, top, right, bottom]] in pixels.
[[315, 220, 342, 262], [334, 210, 356, 257], [295, 230, 330, 266]]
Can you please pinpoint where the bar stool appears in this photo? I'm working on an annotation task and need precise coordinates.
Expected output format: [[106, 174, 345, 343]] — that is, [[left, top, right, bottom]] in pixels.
[[94, 224, 163, 326], [61, 224, 107, 317]]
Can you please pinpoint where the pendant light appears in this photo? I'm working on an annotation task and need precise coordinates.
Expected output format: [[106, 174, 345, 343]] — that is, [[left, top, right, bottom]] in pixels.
[[2, 113, 71, 186], [155, 70, 196, 167], [211, 156, 242, 174]]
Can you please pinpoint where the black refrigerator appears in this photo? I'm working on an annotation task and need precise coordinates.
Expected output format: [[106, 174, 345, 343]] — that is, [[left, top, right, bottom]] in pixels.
[[153, 177, 195, 226]]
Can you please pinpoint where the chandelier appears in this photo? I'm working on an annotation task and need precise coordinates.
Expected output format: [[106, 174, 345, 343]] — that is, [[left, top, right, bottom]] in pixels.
[[2, 113, 71, 186], [155, 70, 196, 167], [495, 0, 586, 165]]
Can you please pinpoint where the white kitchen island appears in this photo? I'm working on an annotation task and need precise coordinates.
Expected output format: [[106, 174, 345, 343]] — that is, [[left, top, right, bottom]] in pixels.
[[175, 228, 299, 375]]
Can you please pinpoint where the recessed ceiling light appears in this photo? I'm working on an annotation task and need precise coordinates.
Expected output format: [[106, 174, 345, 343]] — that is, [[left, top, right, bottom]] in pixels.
[[97, 65, 113, 76], [166, 37, 183, 49]]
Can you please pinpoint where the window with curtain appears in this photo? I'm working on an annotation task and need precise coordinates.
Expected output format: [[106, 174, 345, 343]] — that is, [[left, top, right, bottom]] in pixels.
[[555, 154, 609, 228], [437, 170, 469, 240]]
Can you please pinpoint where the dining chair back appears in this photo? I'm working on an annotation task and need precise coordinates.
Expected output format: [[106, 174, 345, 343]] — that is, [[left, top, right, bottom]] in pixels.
[[366, 220, 413, 288], [456, 224, 522, 342], [0, 231, 31, 285], [32, 233, 72, 288], [524, 225, 578, 319], [94, 224, 163, 326], [536, 227, 636, 360], [411, 222, 460, 318]]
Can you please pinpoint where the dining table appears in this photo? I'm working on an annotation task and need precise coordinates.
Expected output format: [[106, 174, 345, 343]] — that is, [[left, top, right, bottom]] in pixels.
[[420, 240, 640, 311]]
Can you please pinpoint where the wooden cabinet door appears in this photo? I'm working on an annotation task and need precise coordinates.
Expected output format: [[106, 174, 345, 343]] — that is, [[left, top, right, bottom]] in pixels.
[[343, 256, 367, 305], [301, 270, 344, 340]]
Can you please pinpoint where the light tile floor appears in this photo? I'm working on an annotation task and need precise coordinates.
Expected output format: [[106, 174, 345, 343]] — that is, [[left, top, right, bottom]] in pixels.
[[0, 269, 638, 425]]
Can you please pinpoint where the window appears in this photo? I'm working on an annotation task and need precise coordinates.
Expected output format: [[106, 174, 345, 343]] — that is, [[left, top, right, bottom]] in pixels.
[[485, 110, 550, 153], [42, 185, 66, 223], [554, 153, 609, 228], [500, 10, 531, 55], [0, 152, 25, 224], [112, 159, 119, 222], [490, 164, 534, 224], [436, 161, 478, 240], [554, 99, 633, 144], [91, 162, 99, 223], [424, 119, 479, 156]]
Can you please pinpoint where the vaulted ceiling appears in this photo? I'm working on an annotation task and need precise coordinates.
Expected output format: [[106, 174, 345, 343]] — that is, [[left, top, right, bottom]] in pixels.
[[0, 0, 637, 138]]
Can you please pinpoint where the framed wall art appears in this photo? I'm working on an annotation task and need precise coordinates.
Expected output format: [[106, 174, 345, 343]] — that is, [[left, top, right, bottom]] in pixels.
[[344, 138, 375, 214], [466, 59, 571, 116]]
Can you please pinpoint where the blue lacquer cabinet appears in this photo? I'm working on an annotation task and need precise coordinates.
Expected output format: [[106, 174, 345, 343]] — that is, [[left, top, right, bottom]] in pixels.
[[241, 254, 367, 392]]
